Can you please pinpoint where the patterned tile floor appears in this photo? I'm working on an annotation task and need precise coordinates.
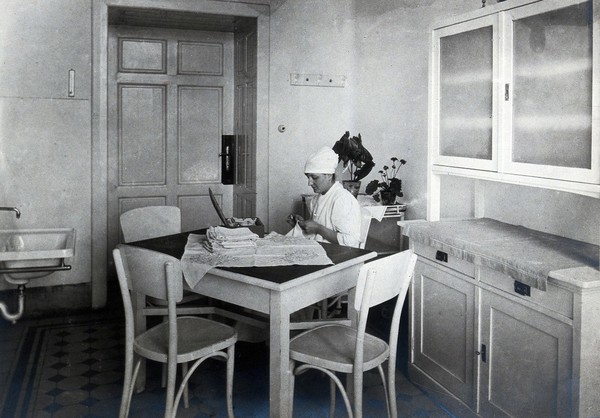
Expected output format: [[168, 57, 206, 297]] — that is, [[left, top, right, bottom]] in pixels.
[[0, 306, 452, 418]]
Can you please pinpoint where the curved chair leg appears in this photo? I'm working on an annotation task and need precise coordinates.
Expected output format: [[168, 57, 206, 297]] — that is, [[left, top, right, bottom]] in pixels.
[[121, 359, 141, 418], [295, 364, 354, 418], [329, 377, 336, 418], [181, 362, 189, 408], [164, 358, 178, 418], [353, 371, 363, 418], [171, 352, 232, 418], [119, 354, 135, 418], [377, 364, 391, 418], [226, 345, 236, 418], [387, 363, 397, 418]]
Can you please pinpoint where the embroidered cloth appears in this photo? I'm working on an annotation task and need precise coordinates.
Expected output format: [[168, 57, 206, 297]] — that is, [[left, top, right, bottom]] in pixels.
[[181, 232, 333, 288]]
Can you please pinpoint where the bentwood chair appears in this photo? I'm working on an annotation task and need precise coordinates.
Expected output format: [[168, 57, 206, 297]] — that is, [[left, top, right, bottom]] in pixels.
[[120, 206, 268, 343], [120, 206, 217, 405], [289, 249, 417, 418], [113, 244, 237, 418], [120, 205, 207, 307]]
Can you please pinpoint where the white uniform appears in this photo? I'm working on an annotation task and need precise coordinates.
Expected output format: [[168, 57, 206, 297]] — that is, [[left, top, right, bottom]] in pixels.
[[306, 182, 361, 247]]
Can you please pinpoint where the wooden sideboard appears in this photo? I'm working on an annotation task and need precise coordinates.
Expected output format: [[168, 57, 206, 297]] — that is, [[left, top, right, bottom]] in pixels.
[[404, 218, 600, 418]]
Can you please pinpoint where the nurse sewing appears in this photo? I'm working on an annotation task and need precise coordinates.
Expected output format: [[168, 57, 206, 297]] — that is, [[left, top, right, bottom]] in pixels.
[[287, 146, 361, 248]]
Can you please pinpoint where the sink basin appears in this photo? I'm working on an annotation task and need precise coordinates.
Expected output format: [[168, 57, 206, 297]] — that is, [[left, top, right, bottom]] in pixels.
[[0, 228, 76, 282]]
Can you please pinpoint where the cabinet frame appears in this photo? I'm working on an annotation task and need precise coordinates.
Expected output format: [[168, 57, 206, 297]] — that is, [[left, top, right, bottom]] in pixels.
[[431, 14, 500, 172], [499, 0, 599, 184], [427, 0, 600, 219]]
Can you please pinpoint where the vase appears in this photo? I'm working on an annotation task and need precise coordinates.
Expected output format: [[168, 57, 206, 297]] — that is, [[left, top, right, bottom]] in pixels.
[[380, 191, 396, 205], [342, 180, 361, 198]]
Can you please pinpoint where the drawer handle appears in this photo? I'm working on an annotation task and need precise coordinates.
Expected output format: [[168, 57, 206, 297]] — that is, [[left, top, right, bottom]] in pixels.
[[514, 280, 531, 297], [435, 250, 448, 262]]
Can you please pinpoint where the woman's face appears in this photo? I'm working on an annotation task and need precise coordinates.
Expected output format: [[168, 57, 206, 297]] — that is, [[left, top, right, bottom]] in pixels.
[[306, 173, 334, 194]]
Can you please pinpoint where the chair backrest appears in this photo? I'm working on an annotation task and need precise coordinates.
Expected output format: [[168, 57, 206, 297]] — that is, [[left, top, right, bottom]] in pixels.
[[353, 249, 417, 329], [113, 244, 183, 303], [351, 249, 417, 373], [354, 250, 417, 312], [120, 206, 181, 243], [358, 207, 372, 249]]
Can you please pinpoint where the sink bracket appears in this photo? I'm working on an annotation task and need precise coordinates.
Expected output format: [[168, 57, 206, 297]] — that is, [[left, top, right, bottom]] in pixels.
[[0, 258, 72, 274]]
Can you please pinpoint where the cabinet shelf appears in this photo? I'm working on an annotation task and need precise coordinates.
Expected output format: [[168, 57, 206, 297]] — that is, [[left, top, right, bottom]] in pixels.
[[513, 115, 591, 130], [514, 57, 592, 79], [432, 165, 600, 198]]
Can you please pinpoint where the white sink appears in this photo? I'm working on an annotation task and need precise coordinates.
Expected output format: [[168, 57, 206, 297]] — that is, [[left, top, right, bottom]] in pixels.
[[0, 228, 76, 282]]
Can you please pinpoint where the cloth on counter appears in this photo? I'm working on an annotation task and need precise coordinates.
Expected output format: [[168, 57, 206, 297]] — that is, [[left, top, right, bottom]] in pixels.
[[360, 205, 386, 222], [181, 232, 333, 288], [404, 218, 600, 291]]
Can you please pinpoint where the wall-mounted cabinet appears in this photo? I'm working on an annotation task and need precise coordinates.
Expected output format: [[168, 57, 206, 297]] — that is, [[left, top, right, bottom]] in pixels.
[[429, 0, 599, 215], [0, 0, 91, 99]]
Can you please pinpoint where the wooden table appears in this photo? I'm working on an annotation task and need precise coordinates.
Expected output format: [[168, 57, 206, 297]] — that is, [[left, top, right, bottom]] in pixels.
[[131, 230, 376, 418]]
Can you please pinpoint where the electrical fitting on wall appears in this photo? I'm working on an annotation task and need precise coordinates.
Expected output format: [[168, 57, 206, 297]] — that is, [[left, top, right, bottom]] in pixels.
[[290, 73, 346, 87]]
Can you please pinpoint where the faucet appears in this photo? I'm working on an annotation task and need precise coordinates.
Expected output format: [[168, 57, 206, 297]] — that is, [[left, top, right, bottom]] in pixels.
[[0, 207, 20, 219]]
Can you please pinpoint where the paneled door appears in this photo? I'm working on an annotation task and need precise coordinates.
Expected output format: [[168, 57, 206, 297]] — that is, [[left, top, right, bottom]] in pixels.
[[107, 25, 234, 253], [233, 29, 258, 217]]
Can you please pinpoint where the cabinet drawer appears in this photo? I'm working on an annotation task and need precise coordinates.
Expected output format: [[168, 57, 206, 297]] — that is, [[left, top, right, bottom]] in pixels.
[[414, 241, 475, 278], [479, 266, 573, 319]]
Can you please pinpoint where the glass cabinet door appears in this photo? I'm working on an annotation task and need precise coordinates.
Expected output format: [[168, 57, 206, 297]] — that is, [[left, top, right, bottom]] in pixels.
[[503, 0, 598, 183], [432, 15, 498, 171]]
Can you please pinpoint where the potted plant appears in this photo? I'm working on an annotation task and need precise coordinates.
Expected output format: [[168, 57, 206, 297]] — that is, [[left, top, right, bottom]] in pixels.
[[332, 131, 375, 197], [365, 157, 407, 205]]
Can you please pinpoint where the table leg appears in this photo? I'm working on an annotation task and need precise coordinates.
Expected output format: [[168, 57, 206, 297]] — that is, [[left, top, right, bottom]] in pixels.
[[269, 291, 292, 418]]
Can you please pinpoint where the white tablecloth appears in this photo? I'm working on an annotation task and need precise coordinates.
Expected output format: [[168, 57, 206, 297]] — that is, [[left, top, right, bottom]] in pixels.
[[181, 232, 333, 287]]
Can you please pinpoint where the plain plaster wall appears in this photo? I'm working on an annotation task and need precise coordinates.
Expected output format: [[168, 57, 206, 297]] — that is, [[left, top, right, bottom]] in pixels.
[[268, 0, 599, 246], [0, 0, 92, 294], [268, 0, 357, 234], [268, 0, 485, 236]]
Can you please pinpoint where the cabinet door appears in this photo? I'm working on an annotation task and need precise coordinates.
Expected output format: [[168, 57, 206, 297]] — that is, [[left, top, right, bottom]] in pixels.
[[0, 0, 91, 99], [479, 290, 572, 418], [412, 259, 476, 407], [501, 0, 598, 184], [432, 14, 498, 171]]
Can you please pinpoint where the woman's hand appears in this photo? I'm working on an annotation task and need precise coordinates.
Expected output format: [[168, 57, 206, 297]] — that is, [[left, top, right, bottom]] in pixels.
[[287, 214, 304, 227], [298, 219, 320, 235], [299, 219, 339, 244]]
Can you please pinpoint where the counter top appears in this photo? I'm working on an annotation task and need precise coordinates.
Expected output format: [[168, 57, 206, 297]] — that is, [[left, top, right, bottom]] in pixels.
[[404, 218, 599, 290]]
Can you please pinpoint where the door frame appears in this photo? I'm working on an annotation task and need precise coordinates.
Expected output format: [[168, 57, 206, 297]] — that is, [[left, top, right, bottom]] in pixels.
[[91, 0, 270, 308]]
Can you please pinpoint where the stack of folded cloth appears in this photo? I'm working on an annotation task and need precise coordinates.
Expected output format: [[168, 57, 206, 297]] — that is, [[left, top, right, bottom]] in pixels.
[[204, 226, 259, 252]]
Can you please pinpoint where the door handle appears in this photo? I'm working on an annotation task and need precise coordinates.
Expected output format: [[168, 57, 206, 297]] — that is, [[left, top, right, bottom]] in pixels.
[[476, 344, 487, 363], [219, 146, 231, 172], [220, 135, 235, 184]]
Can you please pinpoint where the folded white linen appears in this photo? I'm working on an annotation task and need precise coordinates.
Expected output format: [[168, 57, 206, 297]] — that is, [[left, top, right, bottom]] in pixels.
[[207, 226, 259, 242]]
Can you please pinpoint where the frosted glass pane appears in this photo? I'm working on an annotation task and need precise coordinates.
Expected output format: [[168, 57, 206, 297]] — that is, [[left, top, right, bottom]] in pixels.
[[439, 26, 493, 160], [512, 3, 592, 168]]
